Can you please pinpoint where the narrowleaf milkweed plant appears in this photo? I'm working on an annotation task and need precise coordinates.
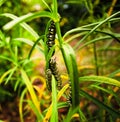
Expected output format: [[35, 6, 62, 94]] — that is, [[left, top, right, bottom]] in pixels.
[[0, 0, 120, 122]]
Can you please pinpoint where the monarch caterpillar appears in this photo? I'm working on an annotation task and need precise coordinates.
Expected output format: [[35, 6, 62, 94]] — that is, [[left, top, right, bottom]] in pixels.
[[67, 81, 72, 105], [46, 21, 56, 53], [49, 58, 62, 90], [45, 68, 52, 91]]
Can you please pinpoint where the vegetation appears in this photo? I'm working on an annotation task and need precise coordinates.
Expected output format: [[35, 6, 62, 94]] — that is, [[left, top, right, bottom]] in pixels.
[[0, 0, 120, 122]]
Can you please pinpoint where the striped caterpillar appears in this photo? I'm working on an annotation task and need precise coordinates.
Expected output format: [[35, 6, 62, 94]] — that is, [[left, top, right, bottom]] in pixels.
[[46, 21, 56, 54], [67, 81, 72, 105], [45, 68, 52, 91], [45, 21, 62, 91], [49, 58, 62, 90]]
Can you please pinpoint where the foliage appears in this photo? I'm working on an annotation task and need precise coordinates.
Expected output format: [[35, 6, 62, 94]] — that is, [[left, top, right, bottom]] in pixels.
[[0, 0, 120, 122]]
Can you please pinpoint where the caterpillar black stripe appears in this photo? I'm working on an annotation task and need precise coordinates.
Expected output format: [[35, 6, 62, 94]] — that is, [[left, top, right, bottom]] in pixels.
[[49, 58, 62, 90], [45, 68, 52, 91], [46, 21, 56, 53]]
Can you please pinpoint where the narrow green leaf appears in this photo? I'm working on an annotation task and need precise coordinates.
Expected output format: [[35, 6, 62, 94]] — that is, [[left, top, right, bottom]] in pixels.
[[108, 69, 120, 78], [63, 28, 120, 43], [79, 76, 120, 87], [1, 13, 39, 39], [78, 108, 87, 122], [25, 100, 43, 121], [50, 76, 58, 122], [0, 67, 16, 84], [63, 17, 120, 39], [63, 107, 79, 122], [19, 89, 27, 122], [14, 79, 21, 91], [98, 47, 120, 51], [28, 35, 45, 59], [57, 102, 69, 109], [90, 84, 120, 100], [20, 69, 40, 114], [74, 11, 120, 49], [66, 32, 87, 43], [4, 66, 17, 85], [79, 35, 120, 49], [79, 89, 120, 119], [13, 38, 44, 54], [0, 0, 6, 6], [3, 11, 53, 30], [0, 86, 12, 97], [62, 43, 80, 108], [42, 0, 52, 12], [0, 55, 16, 64]]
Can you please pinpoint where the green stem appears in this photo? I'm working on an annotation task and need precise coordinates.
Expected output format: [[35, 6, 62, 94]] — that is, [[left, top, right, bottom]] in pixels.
[[55, 22, 63, 47], [93, 42, 99, 75], [53, 0, 58, 21]]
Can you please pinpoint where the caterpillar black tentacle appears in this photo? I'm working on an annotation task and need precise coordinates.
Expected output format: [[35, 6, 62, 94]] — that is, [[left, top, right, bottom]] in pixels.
[[45, 68, 52, 91], [49, 58, 62, 90]]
